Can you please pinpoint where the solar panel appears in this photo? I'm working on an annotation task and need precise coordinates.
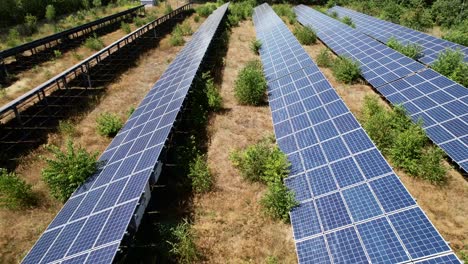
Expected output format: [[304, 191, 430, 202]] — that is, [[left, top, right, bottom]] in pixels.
[[22, 3, 229, 264], [328, 6, 468, 65], [295, 5, 468, 174], [253, 3, 460, 263]]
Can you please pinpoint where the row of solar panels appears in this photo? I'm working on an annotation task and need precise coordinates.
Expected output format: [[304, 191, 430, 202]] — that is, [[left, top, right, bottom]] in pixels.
[[328, 6, 468, 65], [295, 5, 468, 174], [21, 3, 230, 264], [254, 3, 460, 263], [0, 5, 144, 60]]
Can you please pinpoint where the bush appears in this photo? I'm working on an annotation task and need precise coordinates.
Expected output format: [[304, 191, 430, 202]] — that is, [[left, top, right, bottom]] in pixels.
[[0, 169, 36, 209], [316, 48, 333, 67], [387, 37, 423, 59], [331, 56, 361, 84], [165, 5, 173, 15], [389, 123, 427, 175], [380, 1, 402, 23], [399, 8, 433, 31], [330, 10, 338, 19], [418, 147, 447, 183], [84, 33, 104, 51], [195, 3, 216, 17], [443, 30, 468, 46], [432, 49, 468, 87], [229, 0, 255, 21], [260, 181, 298, 222], [234, 60, 267, 105], [431, 0, 466, 27], [135, 16, 145, 27], [121, 21, 131, 34], [341, 16, 355, 28], [58, 120, 76, 136], [250, 39, 262, 55], [45, 5, 56, 22], [54, 50, 62, 58], [96, 112, 123, 137], [188, 154, 213, 193], [194, 15, 200, 23], [168, 220, 199, 264], [202, 72, 222, 111], [272, 4, 296, 24], [293, 25, 317, 45], [169, 31, 184, 46], [82, 0, 90, 9], [23, 14, 38, 35], [228, 14, 240, 27], [92, 0, 102, 8], [6, 29, 21, 48], [42, 140, 99, 202], [175, 21, 192, 36]]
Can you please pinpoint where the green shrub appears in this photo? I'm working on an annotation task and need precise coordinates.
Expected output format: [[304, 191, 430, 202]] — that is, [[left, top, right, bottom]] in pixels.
[[53, 50, 62, 58], [266, 256, 280, 264], [399, 8, 433, 31], [443, 30, 468, 46], [58, 120, 76, 136], [82, 0, 90, 9], [6, 29, 21, 48], [432, 49, 468, 87], [228, 14, 240, 27], [316, 48, 333, 67], [250, 39, 262, 55], [127, 106, 135, 117], [169, 31, 184, 46], [202, 72, 222, 111], [194, 15, 200, 23], [45, 5, 56, 22], [431, 0, 466, 27], [165, 4, 173, 15], [42, 140, 99, 202], [387, 37, 423, 59], [23, 14, 38, 35], [331, 56, 361, 84], [341, 16, 355, 28], [92, 0, 102, 8], [84, 33, 104, 51], [418, 147, 447, 183], [121, 21, 131, 34], [196, 3, 216, 18], [234, 60, 266, 105], [229, 0, 255, 21], [0, 169, 36, 209], [389, 123, 427, 175], [135, 16, 145, 27], [380, 1, 402, 23], [293, 25, 317, 45], [330, 10, 338, 19], [96, 112, 123, 137], [261, 181, 298, 223], [272, 4, 296, 24], [168, 220, 199, 264], [175, 21, 192, 36], [362, 96, 394, 154], [188, 154, 213, 193]]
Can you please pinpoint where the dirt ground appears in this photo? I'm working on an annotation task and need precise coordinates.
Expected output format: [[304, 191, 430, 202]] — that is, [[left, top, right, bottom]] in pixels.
[[301, 39, 468, 257], [0, 7, 202, 263], [192, 19, 297, 263]]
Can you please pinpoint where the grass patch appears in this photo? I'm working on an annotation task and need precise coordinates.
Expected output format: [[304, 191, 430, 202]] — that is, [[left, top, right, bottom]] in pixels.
[[250, 39, 262, 55], [432, 49, 468, 87], [84, 33, 104, 51], [362, 95, 447, 183], [168, 220, 199, 264], [293, 25, 317, 45], [96, 112, 123, 137], [41, 140, 100, 202], [188, 154, 213, 193], [316, 48, 333, 67], [0, 169, 36, 209], [331, 56, 361, 84], [387, 37, 423, 59], [234, 60, 267, 105]]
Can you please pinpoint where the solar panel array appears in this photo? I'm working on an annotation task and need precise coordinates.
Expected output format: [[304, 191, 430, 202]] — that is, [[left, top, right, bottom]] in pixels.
[[253, 3, 460, 263], [328, 6, 468, 65], [295, 5, 468, 173], [22, 3, 229, 264]]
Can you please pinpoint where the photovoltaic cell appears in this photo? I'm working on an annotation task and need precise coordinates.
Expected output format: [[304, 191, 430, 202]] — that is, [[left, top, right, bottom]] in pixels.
[[22, 4, 230, 263], [254, 3, 459, 263]]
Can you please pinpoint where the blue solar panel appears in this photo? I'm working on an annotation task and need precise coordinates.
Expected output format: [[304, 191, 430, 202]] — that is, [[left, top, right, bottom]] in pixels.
[[22, 4, 230, 263], [254, 3, 459, 263], [296, 5, 468, 173], [329, 6, 468, 65]]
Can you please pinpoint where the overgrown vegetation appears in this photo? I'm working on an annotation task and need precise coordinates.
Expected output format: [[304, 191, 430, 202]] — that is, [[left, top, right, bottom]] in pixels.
[[84, 33, 105, 51], [188, 154, 213, 193], [272, 4, 296, 24], [293, 25, 317, 45], [41, 140, 100, 202], [331, 56, 361, 84], [121, 21, 131, 34], [45, 5, 56, 22], [431, 49, 468, 87], [234, 60, 267, 105], [250, 39, 262, 55], [231, 136, 298, 222], [202, 72, 223, 111], [165, 4, 174, 15], [362, 95, 447, 183], [341, 16, 355, 28], [0, 169, 36, 209], [96, 112, 123, 137], [387, 37, 423, 59], [167, 220, 199, 264], [316, 47, 333, 67], [228, 0, 255, 27], [174, 20, 193, 36], [195, 3, 217, 18]]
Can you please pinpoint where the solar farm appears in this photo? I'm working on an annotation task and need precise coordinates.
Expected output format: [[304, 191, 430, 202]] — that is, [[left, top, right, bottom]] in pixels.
[[0, 1, 467, 263]]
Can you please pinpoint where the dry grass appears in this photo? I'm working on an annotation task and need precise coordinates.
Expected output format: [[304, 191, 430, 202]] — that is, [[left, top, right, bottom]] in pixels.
[[191, 20, 297, 263], [302, 39, 468, 257], [0, 8, 202, 263]]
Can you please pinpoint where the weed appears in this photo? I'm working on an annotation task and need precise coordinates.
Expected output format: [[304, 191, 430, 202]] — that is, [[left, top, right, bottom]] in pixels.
[[92, 0, 102, 8], [6, 29, 21, 48], [341, 16, 356, 28], [196, 3, 217, 17], [272, 4, 296, 24], [45, 5, 56, 22], [96, 112, 123, 137], [84, 33, 104, 51], [316, 48, 333, 67], [165, 4, 173, 15], [293, 25, 317, 45], [203, 72, 222, 111], [250, 39, 262, 55], [443, 29, 468, 46], [23, 14, 38, 35], [387, 37, 423, 59], [266, 255, 280, 264], [229, 0, 255, 21], [188, 154, 213, 193], [228, 14, 240, 27], [0, 169, 36, 209], [127, 106, 135, 117], [121, 21, 131, 34], [331, 56, 361, 84], [234, 60, 266, 105], [330, 10, 338, 18], [72, 51, 84, 61], [169, 31, 184, 46], [42, 140, 99, 202], [134, 16, 145, 27], [194, 15, 200, 23], [418, 147, 447, 184], [432, 49, 468, 87], [53, 50, 62, 58], [168, 220, 199, 264], [261, 181, 298, 223], [58, 120, 76, 136]]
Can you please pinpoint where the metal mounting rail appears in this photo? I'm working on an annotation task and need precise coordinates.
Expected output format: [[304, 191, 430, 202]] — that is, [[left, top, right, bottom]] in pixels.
[[0, 3, 192, 132], [0, 5, 144, 61]]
